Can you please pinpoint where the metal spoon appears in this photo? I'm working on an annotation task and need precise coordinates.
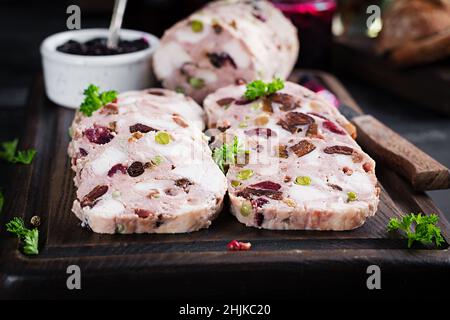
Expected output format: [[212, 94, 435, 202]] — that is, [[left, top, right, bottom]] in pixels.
[[107, 0, 128, 48]]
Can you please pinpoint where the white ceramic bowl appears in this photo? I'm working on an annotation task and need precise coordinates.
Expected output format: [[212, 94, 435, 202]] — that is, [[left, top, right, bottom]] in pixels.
[[41, 28, 159, 109]]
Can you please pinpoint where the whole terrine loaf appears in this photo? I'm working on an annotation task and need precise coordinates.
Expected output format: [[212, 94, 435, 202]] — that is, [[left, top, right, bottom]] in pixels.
[[153, 0, 299, 102], [204, 81, 380, 231], [68, 88, 227, 234]]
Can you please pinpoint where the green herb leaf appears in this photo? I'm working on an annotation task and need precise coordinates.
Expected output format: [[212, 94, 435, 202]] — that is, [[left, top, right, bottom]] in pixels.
[[6, 217, 39, 255], [0, 139, 36, 164], [22, 229, 39, 255], [388, 213, 444, 248], [244, 78, 285, 100], [190, 20, 204, 33], [267, 78, 285, 95], [13, 149, 36, 164], [212, 136, 246, 172], [79, 84, 118, 116]]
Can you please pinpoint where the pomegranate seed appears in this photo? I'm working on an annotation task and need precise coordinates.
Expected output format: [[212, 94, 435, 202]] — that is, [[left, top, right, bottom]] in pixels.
[[227, 240, 252, 251]]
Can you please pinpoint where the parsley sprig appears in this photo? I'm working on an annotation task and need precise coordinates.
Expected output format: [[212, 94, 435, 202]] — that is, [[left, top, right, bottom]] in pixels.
[[6, 217, 39, 255], [213, 136, 247, 172], [0, 139, 36, 164], [79, 84, 118, 116], [388, 213, 445, 248], [244, 78, 284, 100]]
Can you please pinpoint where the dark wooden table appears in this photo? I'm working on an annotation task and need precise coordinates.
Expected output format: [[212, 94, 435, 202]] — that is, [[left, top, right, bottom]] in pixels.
[[1, 1, 450, 300]]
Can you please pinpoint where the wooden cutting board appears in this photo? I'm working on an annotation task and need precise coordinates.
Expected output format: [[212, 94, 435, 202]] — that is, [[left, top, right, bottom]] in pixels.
[[333, 36, 450, 115], [1, 72, 449, 299]]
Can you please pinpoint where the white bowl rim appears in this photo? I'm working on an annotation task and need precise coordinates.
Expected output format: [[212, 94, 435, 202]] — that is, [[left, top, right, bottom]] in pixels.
[[40, 28, 159, 66]]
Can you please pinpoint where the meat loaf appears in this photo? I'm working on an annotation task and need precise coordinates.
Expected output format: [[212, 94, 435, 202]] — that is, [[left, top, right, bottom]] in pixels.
[[204, 82, 379, 230], [153, 0, 299, 102], [68, 88, 227, 234]]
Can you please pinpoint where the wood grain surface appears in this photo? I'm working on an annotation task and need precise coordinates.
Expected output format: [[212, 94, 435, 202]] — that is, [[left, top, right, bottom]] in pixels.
[[1, 72, 449, 299], [353, 115, 450, 191], [332, 36, 450, 115]]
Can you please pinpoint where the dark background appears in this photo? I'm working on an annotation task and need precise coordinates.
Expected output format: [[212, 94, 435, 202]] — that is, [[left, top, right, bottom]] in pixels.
[[0, 0, 449, 219]]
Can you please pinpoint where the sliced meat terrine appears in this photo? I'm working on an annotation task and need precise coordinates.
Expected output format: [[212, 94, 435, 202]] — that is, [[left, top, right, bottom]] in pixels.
[[204, 81, 380, 231], [68, 88, 227, 234], [153, 0, 299, 102]]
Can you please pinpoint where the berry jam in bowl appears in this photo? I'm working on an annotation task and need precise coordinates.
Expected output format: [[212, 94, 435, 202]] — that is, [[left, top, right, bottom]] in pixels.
[[41, 29, 159, 109]]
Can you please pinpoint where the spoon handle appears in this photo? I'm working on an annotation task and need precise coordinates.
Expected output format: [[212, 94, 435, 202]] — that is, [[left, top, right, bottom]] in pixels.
[[107, 0, 128, 48]]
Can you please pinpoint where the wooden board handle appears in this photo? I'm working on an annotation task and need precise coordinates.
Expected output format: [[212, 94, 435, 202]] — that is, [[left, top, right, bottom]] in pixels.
[[353, 115, 450, 191]]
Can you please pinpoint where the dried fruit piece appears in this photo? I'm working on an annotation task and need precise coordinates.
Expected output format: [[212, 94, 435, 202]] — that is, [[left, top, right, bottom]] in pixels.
[[107, 164, 127, 177], [235, 98, 254, 105], [135, 209, 154, 219], [216, 97, 235, 107], [236, 169, 254, 180], [270, 93, 298, 111], [252, 197, 269, 208], [212, 23, 223, 34], [261, 97, 273, 113], [129, 123, 157, 133], [240, 201, 252, 217], [175, 178, 192, 192], [81, 185, 108, 207], [249, 181, 281, 191], [84, 125, 114, 145], [129, 131, 144, 142], [147, 89, 165, 96], [79, 148, 88, 157], [328, 184, 343, 191], [324, 145, 353, 155], [290, 140, 316, 157], [306, 123, 321, 138], [237, 187, 283, 201], [278, 145, 289, 158], [155, 131, 171, 145], [277, 119, 297, 133], [100, 103, 119, 115], [347, 192, 358, 202], [207, 52, 237, 69], [294, 176, 311, 186], [244, 128, 274, 138], [363, 162, 373, 172], [343, 166, 353, 175], [172, 115, 189, 128], [127, 161, 145, 177], [285, 112, 314, 126], [323, 120, 346, 135], [254, 114, 270, 126]]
